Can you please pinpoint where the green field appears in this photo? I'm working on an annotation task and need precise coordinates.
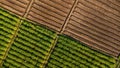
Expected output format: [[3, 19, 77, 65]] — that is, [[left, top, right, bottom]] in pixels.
[[0, 8, 20, 65], [0, 7, 119, 68], [46, 35, 116, 68], [2, 20, 57, 68]]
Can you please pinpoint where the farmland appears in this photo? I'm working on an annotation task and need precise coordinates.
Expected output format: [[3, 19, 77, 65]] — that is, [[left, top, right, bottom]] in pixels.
[[1, 20, 57, 68], [1, 0, 120, 58], [0, 0, 120, 57], [27, 0, 74, 32], [0, 8, 20, 65], [0, 0, 30, 16], [63, 0, 120, 57], [0, 0, 120, 68], [46, 35, 116, 68]]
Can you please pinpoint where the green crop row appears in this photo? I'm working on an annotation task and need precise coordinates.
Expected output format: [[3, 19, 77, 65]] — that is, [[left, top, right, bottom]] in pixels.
[[46, 35, 116, 68], [0, 8, 19, 64], [0, 7, 117, 68], [0, 8, 19, 22], [2, 20, 57, 68], [23, 21, 56, 39], [59, 36, 116, 62], [58, 39, 114, 65]]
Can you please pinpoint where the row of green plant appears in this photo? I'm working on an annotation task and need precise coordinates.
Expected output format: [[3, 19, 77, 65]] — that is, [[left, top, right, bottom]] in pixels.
[[59, 36, 115, 61], [22, 21, 56, 39], [2, 45, 40, 68], [19, 26, 52, 47], [0, 8, 19, 64], [115, 56, 120, 68], [59, 36, 116, 63], [2, 20, 57, 68], [0, 7, 117, 68], [46, 35, 116, 68], [0, 8, 19, 22]]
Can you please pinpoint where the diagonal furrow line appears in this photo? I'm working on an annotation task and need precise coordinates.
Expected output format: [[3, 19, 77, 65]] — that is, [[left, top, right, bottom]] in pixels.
[[60, 0, 78, 33]]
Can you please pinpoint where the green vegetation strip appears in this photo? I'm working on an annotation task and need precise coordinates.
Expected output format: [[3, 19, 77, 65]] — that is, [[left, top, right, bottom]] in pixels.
[[116, 56, 120, 68], [46, 35, 117, 68], [1, 20, 57, 68], [42, 35, 58, 68], [0, 8, 20, 66], [0, 7, 118, 68]]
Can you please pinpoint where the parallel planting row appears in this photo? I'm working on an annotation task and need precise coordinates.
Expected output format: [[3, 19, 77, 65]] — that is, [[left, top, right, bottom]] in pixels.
[[0, 8, 20, 65], [0, 7, 118, 68], [63, 0, 120, 57], [1, 20, 57, 68], [0, 0, 30, 16], [46, 35, 116, 68]]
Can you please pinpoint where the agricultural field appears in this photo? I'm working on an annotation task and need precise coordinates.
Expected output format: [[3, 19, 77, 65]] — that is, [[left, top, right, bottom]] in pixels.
[[0, 7, 58, 67], [0, 0, 120, 57], [46, 35, 117, 68], [0, 8, 20, 65], [0, 0, 30, 16], [0, 0, 120, 68], [27, 0, 74, 32], [63, 0, 120, 57], [1, 20, 57, 68]]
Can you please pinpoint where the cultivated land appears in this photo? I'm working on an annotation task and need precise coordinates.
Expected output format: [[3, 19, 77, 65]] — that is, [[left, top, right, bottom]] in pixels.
[[27, 0, 74, 32], [63, 0, 120, 57], [2, 20, 57, 68], [0, 0, 120, 57], [46, 35, 116, 68], [0, 8, 20, 66], [0, 0, 120, 68], [0, 0, 30, 16]]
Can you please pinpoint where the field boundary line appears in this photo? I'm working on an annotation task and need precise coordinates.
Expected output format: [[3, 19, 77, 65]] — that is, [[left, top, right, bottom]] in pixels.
[[59, 0, 78, 33], [41, 35, 59, 68], [23, 0, 34, 18], [0, 0, 35, 67]]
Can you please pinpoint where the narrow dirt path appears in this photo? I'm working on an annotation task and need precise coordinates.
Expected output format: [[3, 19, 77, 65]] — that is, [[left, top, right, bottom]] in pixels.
[[59, 0, 78, 33]]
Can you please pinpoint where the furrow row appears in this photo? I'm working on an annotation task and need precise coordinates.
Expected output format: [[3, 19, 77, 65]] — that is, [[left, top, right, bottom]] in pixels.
[[0, 0, 30, 16], [63, 0, 120, 57], [27, 0, 75, 32]]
